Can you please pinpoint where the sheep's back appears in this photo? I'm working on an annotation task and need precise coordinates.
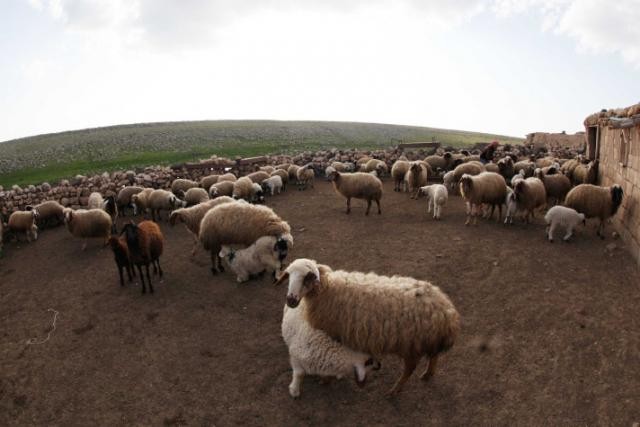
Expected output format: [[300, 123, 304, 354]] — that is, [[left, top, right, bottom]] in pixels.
[[334, 173, 382, 199], [565, 184, 609, 219]]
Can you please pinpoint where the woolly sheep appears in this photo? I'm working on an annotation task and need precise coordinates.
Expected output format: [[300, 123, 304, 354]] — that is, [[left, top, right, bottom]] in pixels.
[[544, 206, 586, 243], [535, 157, 557, 168], [87, 192, 104, 210], [104, 195, 119, 233], [116, 186, 144, 216], [200, 175, 219, 190], [148, 189, 187, 222], [247, 171, 271, 184], [282, 302, 381, 398], [328, 171, 382, 216], [424, 153, 453, 172], [8, 210, 39, 242], [511, 169, 526, 187], [259, 165, 275, 174], [330, 161, 350, 172], [131, 188, 154, 216], [324, 166, 336, 180], [63, 208, 112, 250], [276, 163, 292, 171], [198, 202, 291, 273], [364, 159, 388, 177], [404, 162, 428, 199], [34, 200, 65, 228], [121, 220, 164, 294], [391, 160, 410, 192], [497, 157, 515, 181], [534, 168, 571, 205], [184, 187, 210, 206], [233, 176, 259, 202], [262, 175, 283, 196], [418, 184, 448, 220], [296, 165, 315, 191], [275, 258, 460, 395], [513, 160, 535, 178], [270, 169, 289, 191], [219, 233, 293, 282], [560, 157, 582, 181], [252, 183, 266, 203], [459, 172, 507, 225], [565, 184, 624, 238], [484, 162, 499, 173], [209, 180, 234, 198], [504, 187, 518, 225], [452, 161, 485, 190], [217, 173, 237, 183], [443, 171, 456, 191], [571, 160, 598, 185], [171, 178, 198, 195], [288, 165, 301, 185], [512, 177, 547, 223]]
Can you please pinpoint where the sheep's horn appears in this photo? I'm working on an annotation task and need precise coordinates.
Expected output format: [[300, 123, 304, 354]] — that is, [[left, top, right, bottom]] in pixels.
[[273, 271, 289, 286]]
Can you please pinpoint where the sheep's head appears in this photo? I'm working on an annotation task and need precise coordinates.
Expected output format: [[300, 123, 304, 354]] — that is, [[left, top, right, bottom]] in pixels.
[[459, 175, 473, 196], [611, 185, 624, 215], [274, 258, 320, 308], [354, 357, 382, 386], [121, 222, 140, 249], [210, 187, 219, 198], [327, 171, 340, 182], [63, 209, 73, 224], [218, 246, 235, 261], [274, 233, 293, 261], [443, 152, 452, 160], [168, 210, 182, 226], [252, 184, 265, 204]]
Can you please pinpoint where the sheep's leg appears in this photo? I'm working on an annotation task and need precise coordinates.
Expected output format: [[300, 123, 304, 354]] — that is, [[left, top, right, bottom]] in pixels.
[[365, 199, 371, 216], [138, 265, 146, 294], [497, 204, 502, 223], [210, 251, 218, 274], [375, 198, 381, 215], [156, 259, 163, 278], [346, 197, 351, 215], [420, 355, 439, 381], [427, 198, 432, 213], [118, 265, 125, 287], [81, 240, 88, 251], [464, 202, 471, 226], [548, 223, 555, 242], [598, 220, 605, 239], [126, 263, 134, 282], [145, 265, 154, 294], [563, 226, 573, 242], [289, 367, 305, 398], [388, 354, 419, 396], [191, 236, 199, 256]]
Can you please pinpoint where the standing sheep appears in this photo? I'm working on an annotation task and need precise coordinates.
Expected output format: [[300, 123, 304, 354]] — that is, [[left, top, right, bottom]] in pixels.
[[534, 168, 571, 205], [288, 165, 301, 187], [171, 178, 198, 195], [275, 258, 460, 395], [418, 185, 448, 220], [565, 184, 624, 238], [424, 153, 453, 172], [108, 235, 135, 287], [459, 172, 507, 225], [209, 180, 235, 198], [497, 157, 515, 181], [247, 171, 271, 184], [219, 233, 293, 282], [571, 160, 598, 185], [34, 200, 65, 228], [121, 220, 164, 294], [8, 210, 39, 242], [512, 177, 547, 223], [513, 160, 535, 178], [217, 173, 237, 183], [87, 192, 104, 210], [63, 208, 112, 250], [233, 176, 261, 202], [404, 162, 428, 199], [147, 189, 186, 222], [131, 188, 154, 217], [262, 175, 283, 196], [116, 186, 144, 216], [452, 162, 485, 192], [296, 165, 315, 191], [200, 175, 220, 190], [184, 187, 210, 206], [544, 206, 586, 243], [391, 160, 410, 192], [328, 171, 382, 216], [270, 169, 289, 191], [364, 159, 388, 177]]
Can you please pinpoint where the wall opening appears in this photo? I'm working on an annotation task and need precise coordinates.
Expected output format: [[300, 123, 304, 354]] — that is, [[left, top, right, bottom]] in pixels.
[[587, 126, 599, 160]]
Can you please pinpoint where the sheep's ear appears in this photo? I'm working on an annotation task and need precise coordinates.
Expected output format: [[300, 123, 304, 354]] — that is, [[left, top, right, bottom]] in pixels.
[[273, 271, 289, 286]]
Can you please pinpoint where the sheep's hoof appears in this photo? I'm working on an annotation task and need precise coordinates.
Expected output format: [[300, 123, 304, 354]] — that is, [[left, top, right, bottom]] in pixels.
[[549, 239, 554, 243]]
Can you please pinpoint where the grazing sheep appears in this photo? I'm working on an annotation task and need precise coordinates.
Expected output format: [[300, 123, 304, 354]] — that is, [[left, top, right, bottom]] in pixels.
[[565, 184, 624, 238], [252, 183, 266, 204], [512, 177, 547, 223], [364, 159, 388, 177], [200, 175, 220, 190], [391, 160, 410, 192], [209, 180, 234, 198], [121, 220, 164, 294], [217, 173, 237, 183], [116, 186, 144, 216], [282, 302, 381, 398], [184, 187, 210, 206], [324, 166, 336, 180], [171, 178, 198, 195], [87, 192, 104, 210], [544, 206, 586, 243], [424, 153, 453, 172], [169, 196, 235, 255], [34, 200, 65, 228], [148, 189, 187, 222], [296, 165, 315, 191], [131, 188, 154, 217], [418, 185, 448, 220], [572, 160, 598, 185], [497, 157, 515, 181], [108, 235, 135, 287], [535, 168, 571, 205], [275, 258, 460, 395], [288, 165, 301, 186], [247, 171, 271, 184], [233, 176, 258, 202], [513, 160, 535, 178], [328, 171, 382, 216], [8, 210, 39, 242], [63, 208, 112, 250], [219, 233, 293, 282], [404, 162, 428, 199], [262, 175, 283, 196], [270, 169, 289, 191], [198, 202, 291, 273], [459, 172, 507, 225]]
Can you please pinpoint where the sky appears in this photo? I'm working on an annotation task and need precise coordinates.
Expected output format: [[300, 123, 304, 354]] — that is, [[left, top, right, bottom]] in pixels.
[[1, 0, 639, 142]]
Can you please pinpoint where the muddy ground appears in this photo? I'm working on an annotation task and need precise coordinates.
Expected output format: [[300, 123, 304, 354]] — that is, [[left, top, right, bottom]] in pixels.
[[1, 179, 639, 426]]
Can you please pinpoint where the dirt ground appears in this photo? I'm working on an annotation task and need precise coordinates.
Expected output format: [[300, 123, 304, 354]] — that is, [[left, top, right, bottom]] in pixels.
[[1, 179, 639, 426]]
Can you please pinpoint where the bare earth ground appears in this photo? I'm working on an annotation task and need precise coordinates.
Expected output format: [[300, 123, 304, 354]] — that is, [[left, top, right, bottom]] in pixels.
[[1, 179, 639, 426]]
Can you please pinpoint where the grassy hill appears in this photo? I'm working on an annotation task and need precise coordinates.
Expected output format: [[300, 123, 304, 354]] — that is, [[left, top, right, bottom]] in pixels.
[[0, 120, 523, 187]]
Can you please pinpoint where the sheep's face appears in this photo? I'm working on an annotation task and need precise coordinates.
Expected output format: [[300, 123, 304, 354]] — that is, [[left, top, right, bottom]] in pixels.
[[459, 175, 472, 196], [275, 260, 320, 308], [354, 357, 382, 386], [327, 171, 339, 182], [210, 188, 219, 198], [611, 185, 624, 215], [64, 210, 73, 225]]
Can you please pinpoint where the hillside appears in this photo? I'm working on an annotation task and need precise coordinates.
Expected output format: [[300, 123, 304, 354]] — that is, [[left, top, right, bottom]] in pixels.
[[0, 120, 523, 186]]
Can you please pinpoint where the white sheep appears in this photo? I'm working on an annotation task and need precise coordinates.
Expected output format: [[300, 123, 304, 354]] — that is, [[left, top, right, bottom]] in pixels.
[[184, 187, 210, 206], [87, 192, 104, 210], [442, 170, 456, 191], [544, 206, 586, 243], [147, 189, 187, 222], [262, 175, 283, 196], [63, 208, 112, 250], [219, 233, 293, 282], [7, 210, 39, 242], [282, 302, 381, 398], [418, 185, 448, 220]]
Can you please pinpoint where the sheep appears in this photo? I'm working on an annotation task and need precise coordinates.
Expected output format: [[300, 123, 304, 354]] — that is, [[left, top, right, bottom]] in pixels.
[[108, 235, 135, 287], [103, 195, 119, 233], [116, 186, 144, 216], [511, 169, 526, 187], [219, 233, 293, 282], [63, 208, 112, 250], [560, 157, 582, 181], [209, 180, 235, 198], [496, 156, 515, 181], [544, 206, 586, 243], [296, 164, 315, 191], [169, 196, 235, 255], [217, 173, 237, 183], [571, 160, 598, 185], [459, 172, 507, 225], [535, 168, 571, 205], [87, 192, 104, 210], [198, 202, 291, 274], [513, 160, 535, 178], [34, 200, 65, 228], [504, 187, 518, 225], [356, 156, 372, 168], [131, 188, 154, 216], [276, 163, 291, 171], [262, 175, 283, 196], [565, 184, 624, 238], [233, 176, 259, 202], [512, 177, 547, 224], [282, 302, 381, 398], [443, 171, 456, 191], [270, 169, 289, 191], [171, 178, 198, 195], [247, 171, 271, 184], [327, 171, 382, 216], [424, 153, 453, 172], [330, 161, 349, 172], [418, 185, 448, 220], [484, 162, 499, 173], [324, 166, 336, 180], [288, 165, 301, 186], [147, 189, 187, 222], [275, 258, 460, 395], [121, 220, 164, 294], [404, 162, 428, 199], [7, 210, 39, 242], [364, 159, 388, 177], [391, 160, 410, 192], [451, 161, 485, 191], [540, 163, 560, 175], [259, 165, 275, 174], [184, 187, 210, 206], [200, 175, 219, 190], [252, 183, 266, 203]]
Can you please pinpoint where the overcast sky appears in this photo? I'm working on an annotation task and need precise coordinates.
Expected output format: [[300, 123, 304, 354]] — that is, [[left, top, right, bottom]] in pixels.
[[1, 0, 638, 142]]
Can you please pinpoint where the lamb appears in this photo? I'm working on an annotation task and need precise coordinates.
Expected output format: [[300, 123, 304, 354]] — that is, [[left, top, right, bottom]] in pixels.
[[262, 175, 283, 196], [171, 178, 198, 195], [270, 169, 289, 191], [418, 185, 448, 220], [544, 206, 586, 243], [116, 186, 144, 216], [87, 192, 104, 210], [217, 173, 237, 183], [121, 220, 164, 294], [209, 180, 234, 198], [200, 175, 219, 190], [63, 208, 112, 250], [391, 160, 410, 192], [34, 200, 65, 228], [131, 188, 154, 216], [504, 187, 518, 225], [252, 183, 266, 203], [571, 160, 598, 185], [247, 171, 271, 184], [282, 302, 381, 398], [296, 164, 315, 190], [328, 171, 382, 215], [275, 258, 460, 395], [108, 235, 135, 287], [198, 202, 291, 273], [534, 168, 571, 205], [219, 233, 293, 282], [184, 187, 210, 206], [404, 162, 428, 199], [512, 177, 547, 223], [565, 184, 624, 238], [147, 189, 187, 222], [169, 196, 235, 255], [459, 172, 507, 225], [233, 176, 260, 202], [7, 209, 39, 242]]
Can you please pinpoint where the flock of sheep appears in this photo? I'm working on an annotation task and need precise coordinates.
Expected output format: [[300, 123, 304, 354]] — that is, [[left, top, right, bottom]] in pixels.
[[0, 147, 624, 397]]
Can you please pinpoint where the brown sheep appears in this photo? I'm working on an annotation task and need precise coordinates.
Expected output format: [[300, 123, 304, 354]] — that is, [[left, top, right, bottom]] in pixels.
[[108, 235, 135, 288], [459, 172, 507, 225], [391, 160, 410, 192], [328, 171, 382, 215], [404, 162, 428, 199], [513, 177, 547, 223], [535, 168, 571, 205], [121, 220, 164, 294], [565, 184, 624, 238]]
